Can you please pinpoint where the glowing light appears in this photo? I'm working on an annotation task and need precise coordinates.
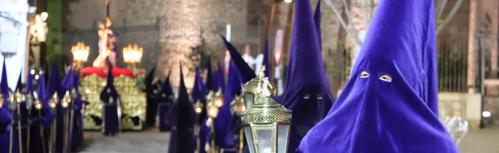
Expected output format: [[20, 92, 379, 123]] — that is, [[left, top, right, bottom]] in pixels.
[[194, 100, 204, 114], [284, 0, 292, 3], [34, 102, 42, 110], [49, 102, 56, 108], [226, 24, 231, 42], [62, 102, 68, 108], [71, 42, 90, 63], [123, 43, 144, 64], [195, 107, 203, 114], [483, 111, 492, 118], [214, 99, 222, 108], [208, 106, 219, 118], [40, 12, 48, 21]]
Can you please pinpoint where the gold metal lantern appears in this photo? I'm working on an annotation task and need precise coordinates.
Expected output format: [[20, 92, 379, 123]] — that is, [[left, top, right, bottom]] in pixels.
[[230, 95, 246, 116], [207, 99, 220, 119], [49, 94, 58, 109], [242, 67, 275, 111], [62, 91, 71, 108], [213, 90, 224, 108], [241, 75, 291, 153]]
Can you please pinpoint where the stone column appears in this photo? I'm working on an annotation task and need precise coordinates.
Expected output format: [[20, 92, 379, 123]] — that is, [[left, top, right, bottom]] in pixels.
[[467, 0, 478, 94], [158, 0, 203, 87]]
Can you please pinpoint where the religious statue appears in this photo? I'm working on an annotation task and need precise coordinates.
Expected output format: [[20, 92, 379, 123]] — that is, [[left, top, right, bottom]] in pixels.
[[29, 14, 48, 43], [93, 17, 117, 67]]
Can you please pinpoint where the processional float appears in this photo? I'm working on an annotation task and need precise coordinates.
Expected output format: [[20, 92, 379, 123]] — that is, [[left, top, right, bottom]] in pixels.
[[72, 0, 146, 130]]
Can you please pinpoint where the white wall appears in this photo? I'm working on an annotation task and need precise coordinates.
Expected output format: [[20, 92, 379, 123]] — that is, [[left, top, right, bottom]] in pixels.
[[0, 0, 29, 90]]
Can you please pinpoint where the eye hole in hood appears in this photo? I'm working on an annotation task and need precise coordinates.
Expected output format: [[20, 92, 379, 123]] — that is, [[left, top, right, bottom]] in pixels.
[[360, 71, 369, 79], [379, 74, 392, 83]]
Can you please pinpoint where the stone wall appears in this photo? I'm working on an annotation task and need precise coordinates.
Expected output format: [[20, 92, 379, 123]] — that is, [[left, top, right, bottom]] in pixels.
[[64, 0, 263, 87], [156, 0, 249, 86]]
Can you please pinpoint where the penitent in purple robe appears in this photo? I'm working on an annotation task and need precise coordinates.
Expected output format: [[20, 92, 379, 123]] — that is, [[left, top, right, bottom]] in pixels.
[[46, 66, 67, 153], [0, 107, 10, 153], [0, 60, 13, 153], [298, 0, 457, 153], [70, 69, 84, 151], [145, 66, 158, 127], [278, 0, 334, 152], [168, 65, 195, 153], [29, 73, 54, 153], [191, 68, 208, 153], [158, 72, 174, 132], [100, 66, 120, 136], [213, 62, 241, 152]]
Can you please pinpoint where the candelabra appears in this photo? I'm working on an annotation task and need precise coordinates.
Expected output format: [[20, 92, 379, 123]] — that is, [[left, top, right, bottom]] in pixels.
[[71, 42, 90, 68], [122, 43, 143, 71]]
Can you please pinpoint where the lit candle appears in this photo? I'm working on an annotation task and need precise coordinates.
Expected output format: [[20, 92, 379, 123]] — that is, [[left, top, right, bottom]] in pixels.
[[226, 24, 231, 42]]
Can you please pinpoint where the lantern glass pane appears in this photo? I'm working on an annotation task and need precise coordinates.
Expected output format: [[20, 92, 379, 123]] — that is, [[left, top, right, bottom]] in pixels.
[[277, 124, 290, 153], [254, 126, 275, 153], [244, 126, 255, 153], [244, 93, 254, 110]]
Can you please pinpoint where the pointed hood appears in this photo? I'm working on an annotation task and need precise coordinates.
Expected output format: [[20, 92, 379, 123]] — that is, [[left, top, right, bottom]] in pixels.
[[26, 68, 34, 94], [262, 41, 271, 78], [145, 66, 156, 92], [73, 70, 81, 91], [177, 65, 192, 105], [191, 68, 207, 104], [214, 61, 241, 149], [282, 0, 333, 108], [299, 0, 457, 152], [47, 66, 61, 98], [314, 0, 321, 48], [100, 64, 119, 102], [172, 65, 195, 153], [215, 63, 225, 91], [192, 68, 209, 129], [61, 67, 75, 92], [15, 71, 23, 92], [0, 103, 10, 132], [72, 70, 81, 99], [158, 71, 173, 103], [280, 0, 334, 152], [106, 66, 114, 88], [0, 60, 10, 102], [205, 57, 215, 91], [37, 72, 55, 128], [37, 74, 48, 104], [73, 70, 84, 110], [221, 36, 256, 83]]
